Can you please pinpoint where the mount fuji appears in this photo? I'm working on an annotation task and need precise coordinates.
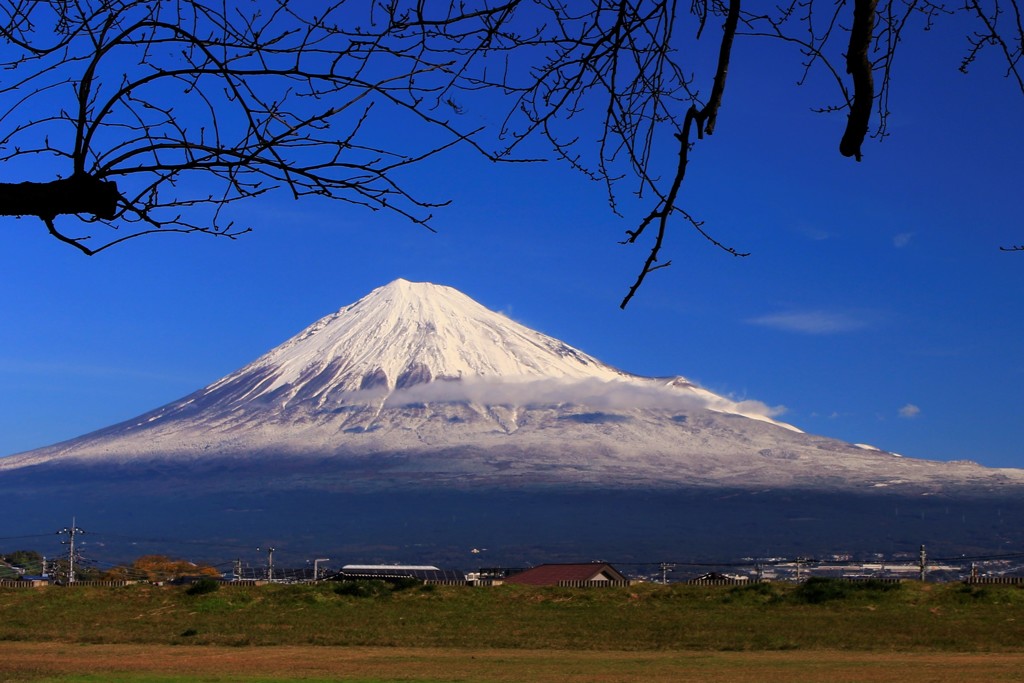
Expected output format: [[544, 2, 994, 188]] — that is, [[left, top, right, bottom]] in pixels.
[[3, 279, 1023, 564]]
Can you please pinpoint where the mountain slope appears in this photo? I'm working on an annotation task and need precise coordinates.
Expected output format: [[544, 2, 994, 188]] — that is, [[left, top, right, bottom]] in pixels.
[[3, 279, 1023, 497]]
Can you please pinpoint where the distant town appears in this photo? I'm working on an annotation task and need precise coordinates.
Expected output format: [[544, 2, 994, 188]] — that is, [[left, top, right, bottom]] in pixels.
[[3, 532, 1023, 587]]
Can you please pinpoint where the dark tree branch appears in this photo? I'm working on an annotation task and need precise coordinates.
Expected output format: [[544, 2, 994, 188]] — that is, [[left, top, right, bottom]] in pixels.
[[839, 0, 878, 160], [43, 216, 95, 255], [962, 0, 1024, 93], [703, 0, 740, 135], [0, 174, 119, 220]]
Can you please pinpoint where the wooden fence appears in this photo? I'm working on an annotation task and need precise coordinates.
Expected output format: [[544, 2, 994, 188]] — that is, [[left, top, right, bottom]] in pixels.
[[556, 579, 632, 588], [686, 578, 752, 586], [964, 576, 1024, 585], [424, 579, 469, 586], [0, 579, 133, 588], [61, 580, 132, 587], [0, 581, 138, 589]]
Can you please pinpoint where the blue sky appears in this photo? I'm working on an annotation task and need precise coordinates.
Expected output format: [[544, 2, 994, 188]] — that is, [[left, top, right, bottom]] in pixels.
[[1, 7, 1022, 468]]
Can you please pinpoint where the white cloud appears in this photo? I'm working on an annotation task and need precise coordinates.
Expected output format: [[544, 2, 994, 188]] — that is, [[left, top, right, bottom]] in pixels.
[[333, 376, 786, 422], [898, 403, 921, 418], [747, 311, 867, 334]]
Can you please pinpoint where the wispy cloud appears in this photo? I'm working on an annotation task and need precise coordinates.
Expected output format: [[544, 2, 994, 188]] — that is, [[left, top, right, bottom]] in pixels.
[[747, 310, 868, 334], [796, 225, 831, 241], [893, 232, 913, 248], [899, 403, 921, 419]]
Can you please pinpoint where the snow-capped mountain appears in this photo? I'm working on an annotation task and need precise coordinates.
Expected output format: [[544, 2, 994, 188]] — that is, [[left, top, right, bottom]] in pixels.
[[3, 279, 1023, 495], [149, 277, 792, 426]]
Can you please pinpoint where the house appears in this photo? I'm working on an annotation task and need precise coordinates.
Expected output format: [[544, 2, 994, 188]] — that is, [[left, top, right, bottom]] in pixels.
[[502, 563, 629, 587]]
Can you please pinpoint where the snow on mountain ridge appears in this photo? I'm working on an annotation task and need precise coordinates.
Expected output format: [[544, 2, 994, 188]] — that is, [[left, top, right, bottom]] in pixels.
[[209, 279, 629, 403]]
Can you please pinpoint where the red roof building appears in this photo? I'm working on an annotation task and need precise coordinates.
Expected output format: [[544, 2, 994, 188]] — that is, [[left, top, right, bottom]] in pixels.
[[503, 563, 628, 586]]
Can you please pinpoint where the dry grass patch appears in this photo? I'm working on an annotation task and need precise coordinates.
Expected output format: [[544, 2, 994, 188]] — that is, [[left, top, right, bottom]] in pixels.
[[2, 644, 1024, 682]]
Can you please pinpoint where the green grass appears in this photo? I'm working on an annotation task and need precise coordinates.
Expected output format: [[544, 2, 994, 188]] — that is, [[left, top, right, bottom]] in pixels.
[[1, 580, 1023, 652]]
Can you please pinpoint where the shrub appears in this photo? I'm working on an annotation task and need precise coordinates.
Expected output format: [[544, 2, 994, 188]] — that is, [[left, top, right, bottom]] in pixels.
[[186, 578, 221, 596], [731, 581, 775, 596], [332, 577, 426, 597], [333, 580, 391, 598], [793, 577, 901, 604], [391, 577, 423, 592], [721, 581, 780, 604]]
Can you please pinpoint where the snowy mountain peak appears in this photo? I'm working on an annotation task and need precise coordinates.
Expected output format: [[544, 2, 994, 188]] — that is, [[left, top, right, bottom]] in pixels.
[[205, 279, 630, 405]]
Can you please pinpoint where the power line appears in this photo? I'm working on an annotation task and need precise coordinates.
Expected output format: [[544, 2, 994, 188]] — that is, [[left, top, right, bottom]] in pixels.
[[931, 551, 1024, 562], [87, 531, 258, 551], [0, 533, 58, 541]]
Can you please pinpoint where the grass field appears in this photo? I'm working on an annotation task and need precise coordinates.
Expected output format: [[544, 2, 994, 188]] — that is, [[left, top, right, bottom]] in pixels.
[[1, 579, 1023, 681]]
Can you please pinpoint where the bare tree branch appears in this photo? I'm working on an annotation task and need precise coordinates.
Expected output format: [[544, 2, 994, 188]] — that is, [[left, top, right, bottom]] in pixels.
[[2, 0, 1022, 288], [620, 0, 748, 309], [0, 0, 487, 251]]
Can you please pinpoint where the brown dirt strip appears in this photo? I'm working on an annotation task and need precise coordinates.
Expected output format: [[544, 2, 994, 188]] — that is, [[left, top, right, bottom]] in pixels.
[[2, 643, 1024, 682]]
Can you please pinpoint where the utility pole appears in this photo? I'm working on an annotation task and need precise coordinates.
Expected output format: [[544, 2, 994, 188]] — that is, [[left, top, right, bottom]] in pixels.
[[56, 518, 85, 584], [266, 547, 275, 581], [313, 558, 330, 581], [659, 562, 675, 585], [233, 558, 242, 582], [919, 544, 927, 582]]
